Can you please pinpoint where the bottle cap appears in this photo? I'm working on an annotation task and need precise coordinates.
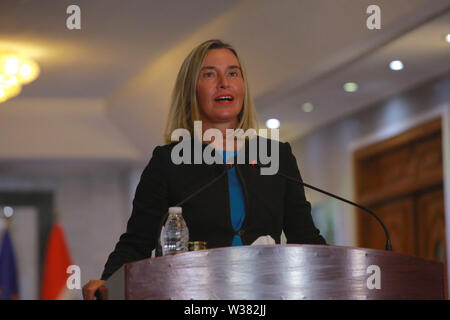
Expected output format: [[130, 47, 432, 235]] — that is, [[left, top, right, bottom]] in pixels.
[[168, 206, 182, 214]]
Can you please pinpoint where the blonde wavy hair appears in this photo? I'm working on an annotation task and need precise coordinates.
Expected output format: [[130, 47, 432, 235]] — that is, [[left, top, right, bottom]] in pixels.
[[164, 39, 258, 144]]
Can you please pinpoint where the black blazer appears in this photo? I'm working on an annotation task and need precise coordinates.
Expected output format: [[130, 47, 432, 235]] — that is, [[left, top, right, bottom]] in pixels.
[[101, 137, 326, 280]]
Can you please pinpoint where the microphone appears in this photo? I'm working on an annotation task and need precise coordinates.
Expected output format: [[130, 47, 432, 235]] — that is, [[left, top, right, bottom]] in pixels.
[[155, 164, 230, 256], [260, 165, 393, 251]]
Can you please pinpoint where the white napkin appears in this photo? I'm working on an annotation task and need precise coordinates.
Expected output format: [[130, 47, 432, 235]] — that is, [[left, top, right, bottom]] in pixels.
[[251, 235, 276, 245]]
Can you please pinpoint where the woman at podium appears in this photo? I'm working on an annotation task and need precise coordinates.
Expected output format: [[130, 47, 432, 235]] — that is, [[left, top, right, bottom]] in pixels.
[[82, 39, 326, 300]]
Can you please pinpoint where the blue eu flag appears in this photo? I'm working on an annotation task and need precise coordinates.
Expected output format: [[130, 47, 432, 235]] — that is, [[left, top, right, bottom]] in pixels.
[[0, 230, 19, 300]]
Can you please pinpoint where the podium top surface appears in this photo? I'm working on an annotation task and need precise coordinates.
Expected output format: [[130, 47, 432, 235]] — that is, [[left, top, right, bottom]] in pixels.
[[120, 245, 444, 300]]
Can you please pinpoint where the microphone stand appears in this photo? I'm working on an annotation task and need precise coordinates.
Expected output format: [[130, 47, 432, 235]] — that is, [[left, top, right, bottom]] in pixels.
[[276, 171, 393, 251]]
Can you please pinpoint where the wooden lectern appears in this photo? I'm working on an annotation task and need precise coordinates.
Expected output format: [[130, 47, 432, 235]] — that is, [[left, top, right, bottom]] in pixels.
[[105, 245, 445, 300]]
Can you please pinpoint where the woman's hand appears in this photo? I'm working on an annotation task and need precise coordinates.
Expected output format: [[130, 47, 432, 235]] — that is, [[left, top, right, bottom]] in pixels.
[[82, 280, 107, 300]]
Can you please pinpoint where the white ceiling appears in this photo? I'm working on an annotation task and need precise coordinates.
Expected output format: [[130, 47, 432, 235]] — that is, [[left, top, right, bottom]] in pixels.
[[262, 9, 450, 141], [1, 0, 450, 162], [0, 0, 240, 97]]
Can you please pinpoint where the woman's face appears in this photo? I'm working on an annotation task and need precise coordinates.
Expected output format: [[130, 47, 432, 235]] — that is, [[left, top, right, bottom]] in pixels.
[[196, 49, 245, 128]]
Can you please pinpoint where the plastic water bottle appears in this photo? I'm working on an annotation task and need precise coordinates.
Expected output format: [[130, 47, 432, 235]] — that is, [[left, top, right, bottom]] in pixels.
[[161, 207, 189, 256]]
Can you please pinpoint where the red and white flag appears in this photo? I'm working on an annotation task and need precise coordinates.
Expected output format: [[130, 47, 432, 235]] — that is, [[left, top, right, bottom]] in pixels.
[[40, 223, 74, 300]]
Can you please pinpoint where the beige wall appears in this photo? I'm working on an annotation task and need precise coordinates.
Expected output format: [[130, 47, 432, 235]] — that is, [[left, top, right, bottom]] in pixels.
[[289, 73, 450, 291], [0, 167, 140, 299]]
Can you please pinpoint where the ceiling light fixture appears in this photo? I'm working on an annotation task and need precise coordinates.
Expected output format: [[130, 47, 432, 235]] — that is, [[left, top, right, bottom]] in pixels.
[[302, 102, 314, 112], [266, 118, 280, 129], [343, 82, 358, 92], [389, 60, 404, 71]]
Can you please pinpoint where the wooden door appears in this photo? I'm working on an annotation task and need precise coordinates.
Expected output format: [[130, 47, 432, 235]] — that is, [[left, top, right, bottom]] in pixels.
[[362, 197, 415, 255], [354, 118, 446, 262], [416, 188, 447, 263]]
